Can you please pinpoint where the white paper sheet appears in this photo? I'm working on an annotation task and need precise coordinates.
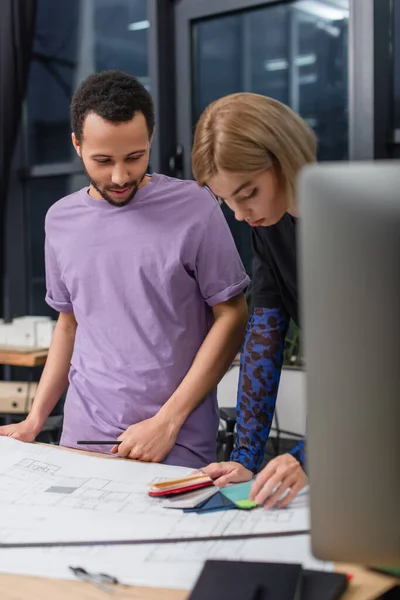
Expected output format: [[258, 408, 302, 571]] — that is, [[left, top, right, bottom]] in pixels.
[[0, 438, 332, 589]]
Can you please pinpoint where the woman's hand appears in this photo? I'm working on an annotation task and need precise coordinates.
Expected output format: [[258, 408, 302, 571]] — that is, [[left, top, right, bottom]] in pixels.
[[201, 461, 253, 487], [250, 453, 307, 509]]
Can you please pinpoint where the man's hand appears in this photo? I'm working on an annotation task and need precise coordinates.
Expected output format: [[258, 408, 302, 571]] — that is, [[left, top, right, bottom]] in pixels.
[[110, 414, 180, 462], [0, 418, 41, 443], [201, 461, 253, 487], [249, 453, 308, 509]]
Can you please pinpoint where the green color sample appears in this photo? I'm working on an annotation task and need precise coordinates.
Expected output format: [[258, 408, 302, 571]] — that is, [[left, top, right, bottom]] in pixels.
[[220, 481, 258, 509], [235, 499, 258, 510]]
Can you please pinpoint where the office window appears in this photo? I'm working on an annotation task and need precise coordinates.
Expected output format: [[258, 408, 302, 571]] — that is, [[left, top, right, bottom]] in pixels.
[[27, 0, 149, 166], [191, 0, 349, 274], [24, 0, 149, 314], [192, 1, 349, 162]]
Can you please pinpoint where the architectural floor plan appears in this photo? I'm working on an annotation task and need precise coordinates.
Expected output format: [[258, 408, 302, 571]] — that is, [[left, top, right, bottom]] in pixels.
[[0, 438, 330, 589]]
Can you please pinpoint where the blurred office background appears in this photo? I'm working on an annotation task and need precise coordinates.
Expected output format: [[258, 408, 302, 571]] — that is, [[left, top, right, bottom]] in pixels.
[[0, 0, 399, 448], [1, 0, 399, 321]]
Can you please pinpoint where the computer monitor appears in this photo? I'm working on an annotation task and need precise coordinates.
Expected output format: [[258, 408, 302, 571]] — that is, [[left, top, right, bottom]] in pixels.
[[297, 161, 400, 566]]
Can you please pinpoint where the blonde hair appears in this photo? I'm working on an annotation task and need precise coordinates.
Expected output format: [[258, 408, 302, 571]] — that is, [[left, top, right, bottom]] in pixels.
[[192, 93, 317, 207]]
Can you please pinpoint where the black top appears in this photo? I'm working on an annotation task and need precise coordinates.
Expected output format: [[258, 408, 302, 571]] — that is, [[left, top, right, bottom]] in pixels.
[[251, 213, 299, 325]]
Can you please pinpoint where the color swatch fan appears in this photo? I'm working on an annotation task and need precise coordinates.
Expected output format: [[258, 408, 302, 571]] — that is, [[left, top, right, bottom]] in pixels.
[[148, 472, 214, 497]]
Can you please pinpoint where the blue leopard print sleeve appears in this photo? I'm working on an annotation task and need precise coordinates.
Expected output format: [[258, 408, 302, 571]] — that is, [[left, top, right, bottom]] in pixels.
[[290, 439, 305, 469], [230, 307, 290, 473]]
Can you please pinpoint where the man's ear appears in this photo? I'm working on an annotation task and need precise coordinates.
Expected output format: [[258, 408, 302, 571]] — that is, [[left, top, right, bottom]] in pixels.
[[71, 132, 82, 157]]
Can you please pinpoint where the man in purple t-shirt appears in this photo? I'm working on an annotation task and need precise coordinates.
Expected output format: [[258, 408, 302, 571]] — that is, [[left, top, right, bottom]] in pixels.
[[0, 71, 249, 468]]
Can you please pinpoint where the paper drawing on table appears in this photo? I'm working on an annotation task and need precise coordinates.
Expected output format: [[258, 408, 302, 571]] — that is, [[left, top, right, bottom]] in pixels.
[[0, 438, 332, 590], [0, 437, 310, 545]]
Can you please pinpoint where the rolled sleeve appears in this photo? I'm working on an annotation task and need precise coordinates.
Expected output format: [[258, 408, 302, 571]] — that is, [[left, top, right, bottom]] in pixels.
[[195, 200, 250, 306], [45, 295, 74, 313], [206, 277, 250, 307], [45, 235, 73, 313]]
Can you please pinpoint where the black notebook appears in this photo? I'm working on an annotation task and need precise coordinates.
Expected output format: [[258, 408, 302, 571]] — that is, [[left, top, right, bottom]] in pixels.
[[189, 561, 303, 600], [188, 560, 348, 600], [302, 569, 348, 599]]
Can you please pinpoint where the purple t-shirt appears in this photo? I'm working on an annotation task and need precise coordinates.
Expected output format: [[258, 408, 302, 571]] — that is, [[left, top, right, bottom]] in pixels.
[[45, 173, 249, 468]]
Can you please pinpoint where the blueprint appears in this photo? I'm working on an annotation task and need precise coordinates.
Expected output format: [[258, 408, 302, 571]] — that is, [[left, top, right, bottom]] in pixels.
[[0, 438, 331, 589]]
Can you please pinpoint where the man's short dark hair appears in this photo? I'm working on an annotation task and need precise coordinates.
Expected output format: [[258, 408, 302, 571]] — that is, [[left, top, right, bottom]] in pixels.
[[71, 70, 155, 142]]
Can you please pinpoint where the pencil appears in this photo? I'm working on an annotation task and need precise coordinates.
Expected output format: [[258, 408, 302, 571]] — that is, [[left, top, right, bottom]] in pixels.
[[77, 441, 122, 445]]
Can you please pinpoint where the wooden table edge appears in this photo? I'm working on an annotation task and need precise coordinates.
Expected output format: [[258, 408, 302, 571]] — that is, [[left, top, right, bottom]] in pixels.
[[0, 347, 49, 367]]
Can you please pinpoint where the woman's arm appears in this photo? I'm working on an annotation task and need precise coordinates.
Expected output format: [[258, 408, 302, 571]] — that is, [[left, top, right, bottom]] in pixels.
[[289, 439, 305, 469], [203, 306, 289, 487], [230, 306, 290, 471]]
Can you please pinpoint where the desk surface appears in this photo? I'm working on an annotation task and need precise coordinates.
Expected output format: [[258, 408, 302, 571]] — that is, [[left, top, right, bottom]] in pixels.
[[0, 564, 396, 600], [0, 446, 397, 600], [0, 346, 48, 367]]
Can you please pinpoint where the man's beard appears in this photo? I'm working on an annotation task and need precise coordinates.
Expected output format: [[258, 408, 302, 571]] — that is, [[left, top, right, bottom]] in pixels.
[[83, 164, 148, 207]]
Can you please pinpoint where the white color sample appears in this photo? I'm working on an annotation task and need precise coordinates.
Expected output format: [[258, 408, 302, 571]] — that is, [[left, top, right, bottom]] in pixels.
[[163, 486, 219, 509]]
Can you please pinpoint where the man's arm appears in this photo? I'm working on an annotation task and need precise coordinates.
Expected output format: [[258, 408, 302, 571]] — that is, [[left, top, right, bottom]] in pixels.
[[159, 293, 248, 426], [113, 294, 248, 461], [0, 312, 77, 441]]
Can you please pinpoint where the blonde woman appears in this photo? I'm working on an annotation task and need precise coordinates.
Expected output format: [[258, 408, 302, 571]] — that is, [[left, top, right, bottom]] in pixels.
[[193, 93, 316, 508]]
